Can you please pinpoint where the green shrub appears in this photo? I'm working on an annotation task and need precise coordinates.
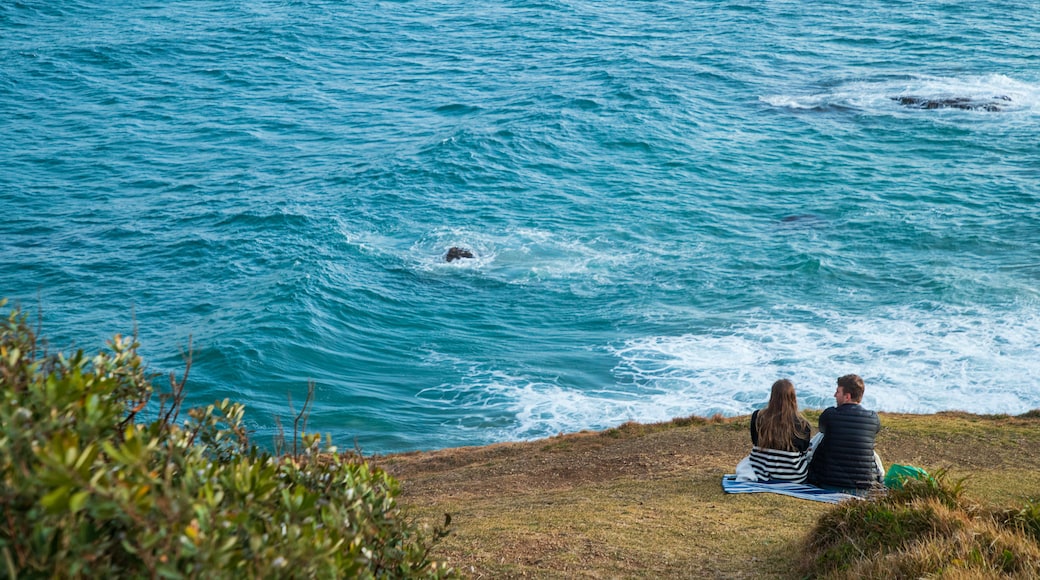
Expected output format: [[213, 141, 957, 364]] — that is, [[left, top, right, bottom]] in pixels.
[[0, 301, 455, 578]]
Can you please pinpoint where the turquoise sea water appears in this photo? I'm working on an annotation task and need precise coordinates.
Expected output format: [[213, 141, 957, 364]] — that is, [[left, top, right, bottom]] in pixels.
[[2, 1, 1039, 454]]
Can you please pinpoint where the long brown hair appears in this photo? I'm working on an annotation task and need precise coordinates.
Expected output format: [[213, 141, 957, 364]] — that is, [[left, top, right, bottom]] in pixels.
[[756, 379, 810, 451]]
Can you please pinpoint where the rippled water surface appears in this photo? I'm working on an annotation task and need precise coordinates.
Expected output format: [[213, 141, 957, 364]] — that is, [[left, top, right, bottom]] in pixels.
[[3, 0, 1039, 453]]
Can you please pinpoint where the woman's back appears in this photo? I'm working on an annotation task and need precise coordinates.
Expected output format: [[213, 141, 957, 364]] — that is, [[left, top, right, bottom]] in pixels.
[[749, 409, 812, 482], [746, 379, 813, 483]]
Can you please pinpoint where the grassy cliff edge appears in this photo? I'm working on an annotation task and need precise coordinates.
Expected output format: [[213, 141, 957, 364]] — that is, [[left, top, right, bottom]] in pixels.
[[379, 411, 1040, 578]]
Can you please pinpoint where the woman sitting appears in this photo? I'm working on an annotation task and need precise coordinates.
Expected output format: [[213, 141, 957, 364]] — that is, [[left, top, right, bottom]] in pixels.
[[747, 379, 813, 482]]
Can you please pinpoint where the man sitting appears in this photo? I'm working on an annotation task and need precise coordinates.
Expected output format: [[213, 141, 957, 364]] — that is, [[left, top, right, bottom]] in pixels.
[[807, 374, 882, 495]]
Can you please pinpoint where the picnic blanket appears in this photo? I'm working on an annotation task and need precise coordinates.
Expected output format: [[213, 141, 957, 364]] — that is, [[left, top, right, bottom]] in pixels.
[[721, 474, 861, 504]]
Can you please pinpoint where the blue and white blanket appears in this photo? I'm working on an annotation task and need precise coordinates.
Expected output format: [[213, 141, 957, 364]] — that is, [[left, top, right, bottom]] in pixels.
[[721, 474, 861, 504]]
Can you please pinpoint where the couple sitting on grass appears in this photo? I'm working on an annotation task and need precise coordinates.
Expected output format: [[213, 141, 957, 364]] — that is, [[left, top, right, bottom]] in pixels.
[[737, 374, 883, 496]]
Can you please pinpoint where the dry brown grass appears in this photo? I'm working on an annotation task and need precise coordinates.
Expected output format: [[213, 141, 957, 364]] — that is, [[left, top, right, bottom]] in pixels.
[[376, 412, 1040, 579], [800, 472, 1040, 579]]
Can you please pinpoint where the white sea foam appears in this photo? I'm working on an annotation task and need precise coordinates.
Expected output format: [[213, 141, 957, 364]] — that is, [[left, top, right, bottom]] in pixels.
[[417, 368, 703, 443], [763, 73, 1040, 114], [614, 305, 1040, 416], [421, 304, 1040, 444], [409, 226, 639, 286]]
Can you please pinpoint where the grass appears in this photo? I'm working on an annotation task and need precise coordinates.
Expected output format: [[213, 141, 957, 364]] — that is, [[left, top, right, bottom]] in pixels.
[[377, 411, 1040, 578], [802, 470, 1040, 578]]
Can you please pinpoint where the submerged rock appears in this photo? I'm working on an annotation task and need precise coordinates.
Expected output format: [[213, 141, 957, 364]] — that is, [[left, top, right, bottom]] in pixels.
[[781, 214, 821, 224], [894, 95, 1011, 112], [445, 246, 474, 262]]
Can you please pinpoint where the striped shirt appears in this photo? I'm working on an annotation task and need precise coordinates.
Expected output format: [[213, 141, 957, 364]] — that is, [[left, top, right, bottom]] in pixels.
[[749, 446, 810, 483]]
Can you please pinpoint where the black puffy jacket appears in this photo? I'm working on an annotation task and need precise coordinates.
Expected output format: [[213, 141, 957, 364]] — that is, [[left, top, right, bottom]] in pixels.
[[808, 403, 881, 490]]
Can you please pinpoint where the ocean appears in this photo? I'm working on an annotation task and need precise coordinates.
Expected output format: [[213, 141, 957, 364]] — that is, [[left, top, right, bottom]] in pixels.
[[2, 0, 1039, 454]]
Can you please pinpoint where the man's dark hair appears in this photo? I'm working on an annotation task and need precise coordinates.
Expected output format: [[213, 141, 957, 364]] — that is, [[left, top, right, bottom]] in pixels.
[[837, 374, 865, 402]]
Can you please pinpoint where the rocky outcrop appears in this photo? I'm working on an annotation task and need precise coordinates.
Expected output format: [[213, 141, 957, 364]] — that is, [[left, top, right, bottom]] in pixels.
[[894, 95, 1011, 112], [445, 247, 474, 262]]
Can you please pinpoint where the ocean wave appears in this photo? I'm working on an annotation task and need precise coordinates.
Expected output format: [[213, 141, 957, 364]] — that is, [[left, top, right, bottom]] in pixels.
[[406, 303, 1040, 448], [611, 304, 1040, 416]]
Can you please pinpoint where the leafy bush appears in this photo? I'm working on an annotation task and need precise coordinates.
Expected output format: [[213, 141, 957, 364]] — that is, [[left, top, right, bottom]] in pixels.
[[0, 301, 455, 578], [801, 470, 1040, 578]]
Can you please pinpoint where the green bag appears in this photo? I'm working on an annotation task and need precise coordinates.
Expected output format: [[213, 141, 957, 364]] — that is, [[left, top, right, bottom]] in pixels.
[[884, 464, 930, 489]]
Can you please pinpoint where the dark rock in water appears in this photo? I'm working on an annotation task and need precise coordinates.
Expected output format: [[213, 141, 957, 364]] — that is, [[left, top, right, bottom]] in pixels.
[[894, 95, 1011, 112], [445, 246, 474, 262], [781, 214, 819, 223]]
